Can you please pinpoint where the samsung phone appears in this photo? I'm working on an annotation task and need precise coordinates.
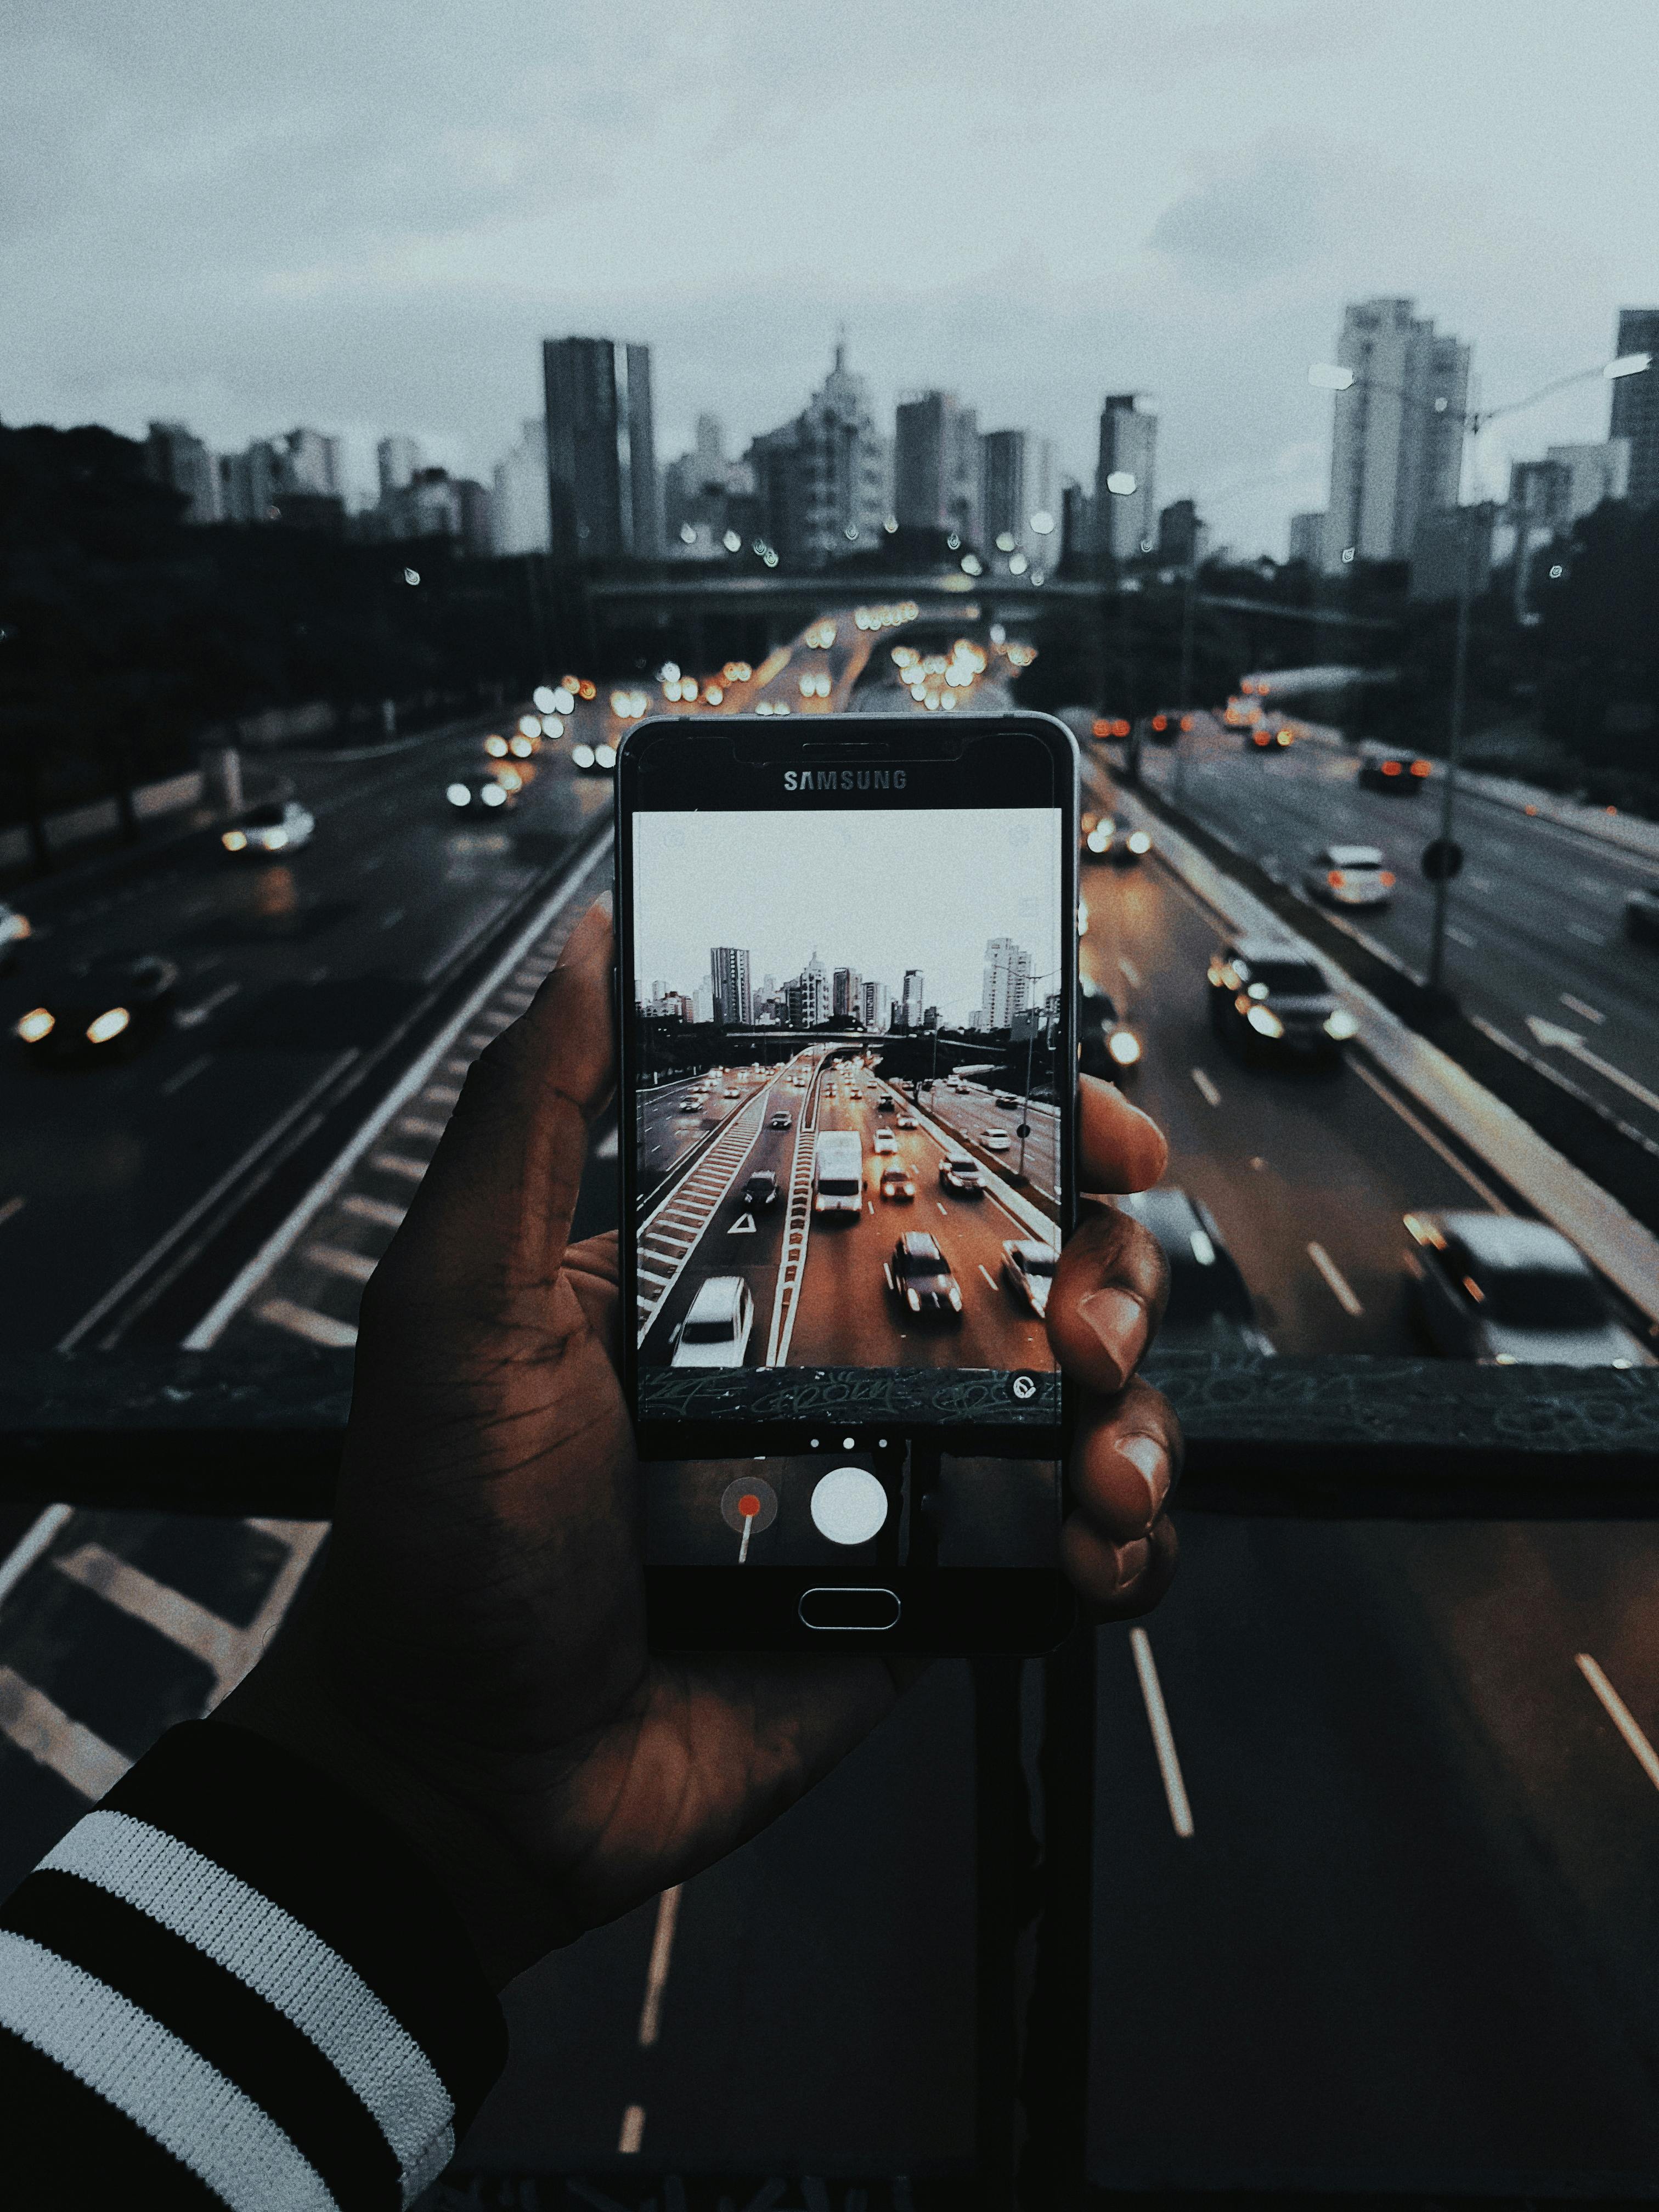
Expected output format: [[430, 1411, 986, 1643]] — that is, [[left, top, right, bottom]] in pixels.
[[615, 709, 1078, 1652]]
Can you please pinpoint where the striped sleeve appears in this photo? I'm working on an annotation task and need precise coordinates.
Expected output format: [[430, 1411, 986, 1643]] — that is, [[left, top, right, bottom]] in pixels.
[[0, 1720, 507, 2210]]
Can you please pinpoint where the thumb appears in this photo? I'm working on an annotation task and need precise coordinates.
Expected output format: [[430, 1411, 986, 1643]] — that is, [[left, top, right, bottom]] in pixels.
[[377, 899, 616, 1316]]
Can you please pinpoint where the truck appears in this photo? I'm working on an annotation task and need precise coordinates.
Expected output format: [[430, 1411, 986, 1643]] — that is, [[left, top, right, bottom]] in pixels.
[[812, 1129, 864, 1217]]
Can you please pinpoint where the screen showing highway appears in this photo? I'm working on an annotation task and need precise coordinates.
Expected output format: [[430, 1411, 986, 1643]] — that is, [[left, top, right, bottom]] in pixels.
[[628, 804, 1065, 1429]]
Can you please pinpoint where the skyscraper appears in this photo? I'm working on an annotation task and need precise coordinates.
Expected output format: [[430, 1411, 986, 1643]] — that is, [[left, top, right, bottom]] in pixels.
[[742, 345, 887, 565], [377, 436, 421, 503], [982, 938, 1031, 1032], [542, 336, 661, 561], [1609, 310, 1659, 509], [1095, 397, 1158, 561], [144, 423, 220, 525], [895, 392, 981, 542], [861, 979, 890, 1032], [900, 969, 925, 1031], [1319, 298, 1469, 573], [1288, 511, 1325, 565], [981, 429, 1028, 553], [709, 946, 752, 1028], [832, 967, 862, 1020], [492, 420, 551, 555], [277, 429, 343, 499]]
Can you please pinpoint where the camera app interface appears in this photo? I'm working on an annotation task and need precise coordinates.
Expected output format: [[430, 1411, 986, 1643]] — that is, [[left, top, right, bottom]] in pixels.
[[630, 803, 1064, 1431]]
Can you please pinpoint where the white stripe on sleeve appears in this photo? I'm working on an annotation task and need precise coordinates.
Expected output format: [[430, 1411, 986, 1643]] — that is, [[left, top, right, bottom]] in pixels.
[[43, 1810, 454, 2202], [0, 1931, 338, 2212]]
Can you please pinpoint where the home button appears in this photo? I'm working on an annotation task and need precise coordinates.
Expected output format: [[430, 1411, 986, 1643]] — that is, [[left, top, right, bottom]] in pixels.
[[799, 1587, 902, 1632]]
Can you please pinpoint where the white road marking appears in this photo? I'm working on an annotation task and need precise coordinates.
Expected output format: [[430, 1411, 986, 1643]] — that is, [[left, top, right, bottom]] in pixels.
[[1468, 874, 1494, 893], [1447, 926, 1478, 949], [1118, 955, 1142, 988], [1569, 921, 1601, 944], [0, 1506, 74, 1615], [937, 1201, 948, 1216], [394, 1114, 448, 1141], [305, 1243, 377, 1284], [1307, 1240, 1363, 1316], [618, 2105, 645, 2155], [176, 980, 242, 1029], [160, 1053, 213, 1097], [636, 1885, 682, 2047], [421, 1082, 464, 1104], [339, 1193, 405, 1229], [1526, 1018, 1659, 1117], [1349, 1062, 1508, 1211], [1561, 993, 1605, 1025], [0, 1196, 24, 1229], [254, 1297, 358, 1348], [978, 1264, 998, 1291], [0, 1667, 130, 1798], [369, 1151, 429, 1181], [1190, 1067, 1221, 1107], [1577, 1654, 1659, 1796], [378, 907, 406, 930], [1130, 1629, 1193, 1838]]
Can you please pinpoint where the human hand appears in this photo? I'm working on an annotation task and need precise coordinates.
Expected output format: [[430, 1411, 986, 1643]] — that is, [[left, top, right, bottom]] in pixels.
[[219, 902, 1178, 1986]]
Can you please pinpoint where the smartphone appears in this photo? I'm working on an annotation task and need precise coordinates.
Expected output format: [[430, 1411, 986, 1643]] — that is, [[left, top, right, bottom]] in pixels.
[[616, 709, 1079, 1652]]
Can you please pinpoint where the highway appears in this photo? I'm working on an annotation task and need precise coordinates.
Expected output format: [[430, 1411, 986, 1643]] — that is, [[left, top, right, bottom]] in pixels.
[[3, 613, 1659, 2196], [1142, 714, 1659, 1145]]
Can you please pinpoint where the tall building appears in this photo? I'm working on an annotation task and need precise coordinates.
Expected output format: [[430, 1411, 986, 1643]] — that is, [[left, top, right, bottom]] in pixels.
[[741, 345, 887, 566], [1319, 298, 1469, 573], [832, 967, 862, 1021], [277, 428, 343, 499], [1059, 479, 1093, 571], [982, 938, 1031, 1032], [861, 979, 890, 1032], [1288, 510, 1325, 565], [492, 419, 551, 554], [895, 391, 980, 542], [981, 429, 1028, 553], [144, 422, 220, 524], [1095, 396, 1158, 561], [1156, 498, 1208, 568], [218, 441, 279, 525], [1609, 311, 1659, 510], [377, 436, 421, 503], [1547, 439, 1630, 518], [662, 416, 755, 555], [709, 946, 752, 1028], [900, 969, 925, 1032], [542, 336, 661, 562]]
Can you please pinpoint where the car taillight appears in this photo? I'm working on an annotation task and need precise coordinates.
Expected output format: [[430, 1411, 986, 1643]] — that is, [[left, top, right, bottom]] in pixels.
[[1328, 870, 1346, 887], [1379, 870, 1396, 887], [1410, 759, 1431, 776], [1381, 760, 1401, 775]]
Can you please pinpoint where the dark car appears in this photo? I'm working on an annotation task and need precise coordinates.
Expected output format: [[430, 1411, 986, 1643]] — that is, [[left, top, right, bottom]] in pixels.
[[1206, 938, 1357, 1064], [887, 1232, 963, 1318], [1625, 884, 1659, 946], [15, 952, 180, 1062], [736, 1169, 780, 1210], [1117, 1189, 1273, 1354], [1358, 744, 1432, 794], [768, 1111, 792, 1128], [445, 772, 517, 814], [1078, 977, 1143, 1079], [876, 1093, 896, 1111]]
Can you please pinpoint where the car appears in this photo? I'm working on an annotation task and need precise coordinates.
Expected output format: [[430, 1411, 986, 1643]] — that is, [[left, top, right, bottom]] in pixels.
[[768, 1110, 792, 1128], [222, 798, 315, 855], [887, 1232, 963, 1318], [1404, 1210, 1651, 1367], [878, 1164, 916, 1201], [896, 1110, 919, 1128], [445, 773, 517, 813], [848, 1086, 864, 1099], [1358, 744, 1432, 794], [569, 741, 618, 775], [1245, 724, 1294, 752], [1625, 884, 1659, 946], [1116, 1189, 1273, 1353], [1207, 938, 1357, 1064], [723, 1087, 740, 1099], [14, 952, 180, 1062], [940, 1152, 984, 1195], [872, 1127, 896, 1154], [1082, 814, 1153, 865], [995, 1091, 1019, 1108], [1303, 844, 1396, 909], [983, 1130, 1012, 1152], [0, 901, 31, 974], [677, 1101, 701, 1115], [1002, 1239, 1058, 1317], [670, 1276, 755, 1367], [737, 1168, 779, 1210], [1079, 977, 1143, 1077], [876, 1093, 896, 1111]]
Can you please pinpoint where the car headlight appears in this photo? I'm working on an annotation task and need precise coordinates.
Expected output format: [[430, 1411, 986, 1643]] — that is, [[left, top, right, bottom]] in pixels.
[[1086, 827, 1110, 854], [86, 1006, 131, 1045], [1108, 1029, 1142, 1066], [1246, 1004, 1285, 1039], [447, 782, 471, 806], [16, 1007, 54, 1043], [0, 912, 28, 941], [266, 828, 288, 849], [1324, 1008, 1358, 1040], [572, 743, 596, 769], [481, 783, 507, 807], [1127, 830, 1152, 855], [222, 830, 248, 851], [595, 743, 617, 769], [907, 1288, 922, 1311]]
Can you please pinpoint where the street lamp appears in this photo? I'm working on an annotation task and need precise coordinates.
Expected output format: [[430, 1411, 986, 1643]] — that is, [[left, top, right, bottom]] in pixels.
[[1306, 347, 1652, 1001]]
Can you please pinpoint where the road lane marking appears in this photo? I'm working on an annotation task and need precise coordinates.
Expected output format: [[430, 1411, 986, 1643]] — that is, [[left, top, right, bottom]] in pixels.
[[0, 1506, 74, 1615], [978, 1264, 998, 1291], [0, 1196, 25, 1229], [369, 1151, 429, 1181], [617, 2106, 645, 2155], [254, 1297, 358, 1348], [305, 1243, 377, 1284], [636, 1885, 681, 2047], [937, 1201, 948, 1216], [1349, 1062, 1508, 1211], [1118, 956, 1142, 988], [1526, 1018, 1659, 1117], [1130, 1630, 1193, 1838], [1447, 926, 1478, 949], [176, 980, 242, 1029], [161, 1053, 213, 1097], [0, 1667, 131, 1798], [1561, 994, 1605, 1024], [421, 1082, 464, 1104], [394, 1115, 448, 1141], [1307, 1241, 1363, 1316], [1569, 921, 1601, 943], [1576, 1654, 1659, 1796], [1468, 874, 1493, 893], [340, 1193, 405, 1229], [1190, 1068, 1221, 1107]]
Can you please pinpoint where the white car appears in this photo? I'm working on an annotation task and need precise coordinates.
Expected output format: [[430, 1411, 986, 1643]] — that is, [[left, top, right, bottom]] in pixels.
[[983, 1130, 1012, 1153], [1002, 1240, 1058, 1317], [670, 1276, 754, 1368], [0, 902, 30, 974], [872, 1128, 896, 1154], [1405, 1211, 1651, 1368], [1304, 844, 1395, 909], [222, 798, 315, 855], [896, 1111, 919, 1129]]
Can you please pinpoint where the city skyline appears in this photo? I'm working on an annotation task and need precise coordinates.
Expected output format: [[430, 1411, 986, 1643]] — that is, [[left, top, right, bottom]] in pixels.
[[8, 1, 1658, 557], [631, 806, 1062, 1032]]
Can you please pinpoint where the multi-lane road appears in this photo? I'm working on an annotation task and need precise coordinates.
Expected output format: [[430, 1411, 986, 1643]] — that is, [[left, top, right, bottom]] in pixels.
[[1142, 713, 1659, 1143], [4, 614, 1659, 2197]]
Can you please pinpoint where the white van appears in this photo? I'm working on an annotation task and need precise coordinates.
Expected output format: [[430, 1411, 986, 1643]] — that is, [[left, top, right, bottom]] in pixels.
[[812, 1129, 864, 1216]]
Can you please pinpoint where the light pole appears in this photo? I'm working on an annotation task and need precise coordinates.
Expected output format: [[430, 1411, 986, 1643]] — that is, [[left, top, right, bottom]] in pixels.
[[1307, 347, 1651, 1001]]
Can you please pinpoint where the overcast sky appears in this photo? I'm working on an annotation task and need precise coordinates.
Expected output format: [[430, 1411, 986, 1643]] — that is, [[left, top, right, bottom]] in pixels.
[[632, 806, 1063, 1024], [7, 0, 1657, 554]]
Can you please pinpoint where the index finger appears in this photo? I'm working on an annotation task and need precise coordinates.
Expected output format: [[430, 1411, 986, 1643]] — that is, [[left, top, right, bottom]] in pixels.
[[1079, 1073, 1166, 1195]]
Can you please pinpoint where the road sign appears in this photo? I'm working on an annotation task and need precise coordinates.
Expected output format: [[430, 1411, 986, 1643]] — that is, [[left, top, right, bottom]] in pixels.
[[1421, 837, 1464, 883], [728, 1211, 757, 1235], [1015, 1122, 1032, 1138]]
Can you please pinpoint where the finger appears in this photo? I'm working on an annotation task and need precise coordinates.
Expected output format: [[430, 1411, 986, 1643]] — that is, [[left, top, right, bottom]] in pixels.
[[376, 900, 615, 1312], [1067, 1376, 1182, 1542], [1047, 1205, 1170, 1396], [1080, 1073, 1166, 1195], [1060, 1511, 1178, 1620]]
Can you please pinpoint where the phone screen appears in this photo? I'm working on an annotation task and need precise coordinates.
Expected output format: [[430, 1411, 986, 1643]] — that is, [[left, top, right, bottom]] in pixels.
[[617, 714, 1077, 1645]]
